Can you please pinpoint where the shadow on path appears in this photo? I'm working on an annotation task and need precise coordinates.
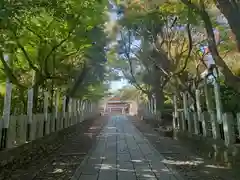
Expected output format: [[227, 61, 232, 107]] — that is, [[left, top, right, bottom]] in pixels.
[[131, 117, 240, 180]]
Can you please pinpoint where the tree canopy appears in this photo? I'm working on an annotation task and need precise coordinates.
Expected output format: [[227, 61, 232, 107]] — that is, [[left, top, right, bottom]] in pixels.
[[2, 0, 240, 115], [107, 0, 240, 114], [0, 0, 111, 114]]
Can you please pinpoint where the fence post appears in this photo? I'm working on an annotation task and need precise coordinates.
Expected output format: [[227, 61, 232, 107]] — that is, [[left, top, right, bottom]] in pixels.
[[213, 75, 223, 123], [77, 100, 80, 122], [68, 98, 72, 126], [0, 120, 3, 148], [147, 100, 151, 117], [180, 111, 186, 131], [223, 113, 236, 147], [204, 78, 214, 112], [89, 101, 92, 118], [204, 78, 220, 139], [182, 92, 190, 131], [202, 112, 211, 137], [173, 94, 179, 129], [195, 89, 201, 121], [62, 96, 66, 128], [26, 88, 34, 141], [237, 113, 240, 140], [43, 91, 49, 135], [210, 112, 220, 139], [151, 97, 154, 115], [54, 91, 59, 131], [73, 99, 77, 124], [1, 82, 12, 149], [193, 112, 199, 134], [82, 100, 85, 120]]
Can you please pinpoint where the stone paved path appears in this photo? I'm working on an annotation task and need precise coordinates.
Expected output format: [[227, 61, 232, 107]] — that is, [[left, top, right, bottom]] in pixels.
[[71, 116, 184, 180]]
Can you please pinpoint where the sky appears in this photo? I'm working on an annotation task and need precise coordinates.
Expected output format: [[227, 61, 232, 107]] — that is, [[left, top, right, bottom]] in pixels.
[[108, 2, 129, 92], [110, 79, 129, 92]]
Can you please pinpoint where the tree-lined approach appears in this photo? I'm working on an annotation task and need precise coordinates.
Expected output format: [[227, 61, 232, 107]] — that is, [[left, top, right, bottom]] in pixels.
[[1, 0, 240, 116]]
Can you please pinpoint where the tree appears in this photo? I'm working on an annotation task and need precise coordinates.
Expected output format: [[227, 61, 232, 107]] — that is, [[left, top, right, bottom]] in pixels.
[[0, 0, 110, 114], [215, 0, 240, 52]]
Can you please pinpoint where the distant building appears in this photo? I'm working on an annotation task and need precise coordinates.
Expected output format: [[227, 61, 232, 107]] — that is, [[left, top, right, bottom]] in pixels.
[[99, 96, 138, 115]]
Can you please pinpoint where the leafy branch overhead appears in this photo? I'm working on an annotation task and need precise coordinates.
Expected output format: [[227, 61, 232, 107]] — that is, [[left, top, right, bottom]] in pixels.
[[0, 0, 110, 114], [109, 0, 240, 113]]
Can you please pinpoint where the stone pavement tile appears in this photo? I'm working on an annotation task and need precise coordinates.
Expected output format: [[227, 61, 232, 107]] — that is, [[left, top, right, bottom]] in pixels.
[[72, 116, 183, 180], [87, 156, 104, 163], [79, 158, 102, 175], [104, 147, 116, 154], [130, 153, 144, 160], [78, 174, 98, 180], [131, 158, 149, 165], [118, 171, 137, 180], [129, 147, 141, 153], [106, 141, 117, 147], [118, 162, 134, 171], [135, 164, 155, 179], [128, 145, 140, 150], [134, 163, 150, 170], [150, 161, 168, 170], [80, 164, 101, 175], [100, 163, 118, 171], [102, 156, 116, 164], [155, 171, 178, 180], [98, 170, 116, 180], [138, 144, 154, 155], [138, 177, 157, 180], [107, 136, 117, 142], [91, 146, 106, 157], [117, 146, 129, 154], [117, 141, 127, 147], [118, 153, 131, 162], [118, 134, 125, 140], [86, 158, 102, 166], [126, 139, 137, 144]]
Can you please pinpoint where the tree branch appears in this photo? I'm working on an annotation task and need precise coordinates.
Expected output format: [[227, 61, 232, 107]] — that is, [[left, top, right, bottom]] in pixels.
[[16, 40, 40, 72], [44, 32, 72, 75], [0, 52, 26, 89]]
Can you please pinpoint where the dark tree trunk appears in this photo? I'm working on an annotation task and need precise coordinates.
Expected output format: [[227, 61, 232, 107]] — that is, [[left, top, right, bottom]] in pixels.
[[155, 88, 164, 112], [32, 83, 39, 113], [181, 0, 240, 91], [152, 66, 164, 113], [198, 5, 240, 91], [216, 0, 240, 51]]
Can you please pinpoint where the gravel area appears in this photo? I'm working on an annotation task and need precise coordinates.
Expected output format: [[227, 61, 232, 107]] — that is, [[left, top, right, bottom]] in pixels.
[[131, 117, 240, 180], [0, 116, 108, 180]]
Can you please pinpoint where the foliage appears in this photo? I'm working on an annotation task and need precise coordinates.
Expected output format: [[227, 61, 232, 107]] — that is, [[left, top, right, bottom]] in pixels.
[[107, 0, 240, 115], [220, 83, 240, 114], [114, 86, 148, 102], [0, 0, 110, 114]]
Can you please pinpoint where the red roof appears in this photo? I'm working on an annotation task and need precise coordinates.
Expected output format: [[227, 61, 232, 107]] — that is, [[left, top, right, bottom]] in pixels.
[[108, 97, 121, 101]]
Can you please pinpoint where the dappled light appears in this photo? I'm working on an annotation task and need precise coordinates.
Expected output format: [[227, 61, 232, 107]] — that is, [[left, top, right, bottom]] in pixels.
[[1, 0, 240, 179], [161, 159, 204, 166], [52, 168, 64, 174]]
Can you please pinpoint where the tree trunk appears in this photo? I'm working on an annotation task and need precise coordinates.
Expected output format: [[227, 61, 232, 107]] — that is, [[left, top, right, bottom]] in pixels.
[[32, 84, 39, 114], [199, 6, 240, 91], [155, 88, 164, 112], [181, 0, 240, 91], [152, 66, 164, 113], [215, 0, 240, 51], [50, 79, 54, 113], [32, 72, 41, 113]]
